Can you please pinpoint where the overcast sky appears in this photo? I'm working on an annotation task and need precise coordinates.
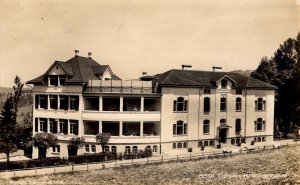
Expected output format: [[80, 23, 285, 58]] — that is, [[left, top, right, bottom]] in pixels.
[[0, 0, 299, 87]]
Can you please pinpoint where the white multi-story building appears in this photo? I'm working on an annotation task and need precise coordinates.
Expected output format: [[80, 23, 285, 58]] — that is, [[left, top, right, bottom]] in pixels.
[[28, 52, 276, 159]]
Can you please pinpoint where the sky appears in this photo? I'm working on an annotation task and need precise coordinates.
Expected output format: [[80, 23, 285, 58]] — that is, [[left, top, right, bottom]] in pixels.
[[0, 0, 299, 87]]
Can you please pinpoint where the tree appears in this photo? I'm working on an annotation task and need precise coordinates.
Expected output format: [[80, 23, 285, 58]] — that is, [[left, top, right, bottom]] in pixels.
[[68, 137, 85, 156], [17, 112, 33, 157], [251, 32, 300, 135], [32, 133, 57, 159], [0, 76, 24, 168], [0, 95, 18, 168], [96, 133, 111, 153]]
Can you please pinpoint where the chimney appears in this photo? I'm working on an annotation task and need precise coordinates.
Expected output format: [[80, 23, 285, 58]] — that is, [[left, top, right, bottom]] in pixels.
[[75, 50, 79, 56], [182, 64, 192, 70], [88, 52, 92, 59], [212, 66, 222, 72], [142, 72, 147, 76]]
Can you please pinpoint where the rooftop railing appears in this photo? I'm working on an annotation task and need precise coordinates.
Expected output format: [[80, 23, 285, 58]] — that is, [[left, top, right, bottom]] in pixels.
[[85, 80, 153, 93]]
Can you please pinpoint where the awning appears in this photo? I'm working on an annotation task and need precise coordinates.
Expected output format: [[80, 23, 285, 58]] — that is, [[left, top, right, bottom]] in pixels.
[[218, 124, 232, 129]]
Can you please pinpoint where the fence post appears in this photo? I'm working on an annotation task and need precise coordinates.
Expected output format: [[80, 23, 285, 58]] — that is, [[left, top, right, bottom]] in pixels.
[[54, 166, 56, 174], [177, 155, 178, 161], [14, 170, 16, 178], [147, 157, 149, 164], [132, 158, 133, 164], [87, 163, 89, 171], [35, 167, 37, 175], [72, 164, 74, 172], [115, 160, 117, 167], [190, 153, 192, 160], [162, 156, 163, 163]]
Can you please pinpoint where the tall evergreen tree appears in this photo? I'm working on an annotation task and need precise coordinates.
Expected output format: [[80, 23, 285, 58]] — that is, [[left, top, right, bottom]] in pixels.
[[251, 32, 300, 135], [0, 76, 24, 168]]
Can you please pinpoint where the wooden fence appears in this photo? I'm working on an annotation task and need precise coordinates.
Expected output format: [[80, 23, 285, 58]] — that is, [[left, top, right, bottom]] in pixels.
[[0, 142, 297, 179]]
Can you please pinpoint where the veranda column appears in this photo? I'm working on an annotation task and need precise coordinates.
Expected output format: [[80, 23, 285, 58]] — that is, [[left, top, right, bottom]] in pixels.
[[99, 121, 102, 133], [119, 121, 123, 136], [141, 97, 144, 112], [99, 96, 102, 111], [140, 121, 143, 137], [120, 96, 123, 112]]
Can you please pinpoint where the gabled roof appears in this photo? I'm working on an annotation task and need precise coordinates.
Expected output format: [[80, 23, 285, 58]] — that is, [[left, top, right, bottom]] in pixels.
[[153, 69, 276, 89], [27, 56, 121, 85]]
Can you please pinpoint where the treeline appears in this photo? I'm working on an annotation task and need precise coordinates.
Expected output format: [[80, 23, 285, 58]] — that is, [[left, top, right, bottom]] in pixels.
[[251, 32, 300, 136]]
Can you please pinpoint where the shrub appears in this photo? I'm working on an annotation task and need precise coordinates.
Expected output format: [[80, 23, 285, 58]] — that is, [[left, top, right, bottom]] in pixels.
[[217, 144, 221, 149], [188, 148, 193, 152], [201, 146, 205, 151], [144, 147, 152, 157], [251, 140, 255, 145]]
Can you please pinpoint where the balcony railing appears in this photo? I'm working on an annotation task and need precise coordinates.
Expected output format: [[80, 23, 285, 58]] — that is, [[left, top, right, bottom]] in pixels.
[[85, 80, 153, 93]]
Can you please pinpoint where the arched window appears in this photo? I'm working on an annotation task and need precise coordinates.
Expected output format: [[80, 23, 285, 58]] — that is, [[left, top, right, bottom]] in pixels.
[[173, 120, 187, 135], [255, 98, 266, 111], [173, 97, 188, 112], [125, 146, 131, 154], [177, 142, 182, 148], [255, 118, 265, 131], [209, 140, 214, 146], [220, 119, 226, 125], [203, 120, 210, 134], [132, 146, 138, 154], [236, 98, 242, 111], [153, 145, 158, 153], [91, 145, 96, 153], [173, 143, 176, 149], [204, 141, 208, 146], [235, 119, 241, 133], [111, 146, 117, 153], [183, 142, 187, 148], [198, 141, 203, 147], [103, 146, 109, 152], [220, 97, 227, 111], [85, 145, 89, 152], [204, 97, 210, 112]]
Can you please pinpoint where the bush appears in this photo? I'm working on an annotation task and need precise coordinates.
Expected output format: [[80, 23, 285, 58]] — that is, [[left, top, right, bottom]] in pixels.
[[144, 147, 152, 157], [251, 140, 255, 145], [217, 144, 221, 149], [201, 146, 205, 151], [188, 148, 193, 152]]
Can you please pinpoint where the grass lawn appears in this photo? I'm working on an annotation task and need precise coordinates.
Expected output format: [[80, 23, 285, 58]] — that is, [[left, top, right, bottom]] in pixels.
[[2, 145, 300, 185]]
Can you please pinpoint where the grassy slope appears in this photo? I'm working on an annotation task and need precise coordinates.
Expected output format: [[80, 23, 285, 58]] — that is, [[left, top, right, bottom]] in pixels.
[[4, 145, 300, 185]]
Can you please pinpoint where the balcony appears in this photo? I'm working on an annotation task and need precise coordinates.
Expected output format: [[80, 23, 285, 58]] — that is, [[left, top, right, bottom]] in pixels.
[[85, 80, 154, 94]]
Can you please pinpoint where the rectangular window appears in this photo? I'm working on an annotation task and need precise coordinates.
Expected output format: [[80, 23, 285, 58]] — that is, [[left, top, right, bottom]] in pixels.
[[236, 89, 242, 95], [220, 97, 227, 112], [203, 120, 210, 134], [49, 76, 58, 86], [236, 98, 242, 112], [70, 120, 78, 135], [39, 95, 48, 109], [59, 76, 66, 86], [49, 119, 58, 133], [39, 118, 48, 132], [59, 95, 68, 110], [49, 95, 58, 110], [52, 145, 60, 153], [69, 96, 79, 111], [204, 88, 211, 94], [59, 119, 68, 134], [35, 118, 38, 132]]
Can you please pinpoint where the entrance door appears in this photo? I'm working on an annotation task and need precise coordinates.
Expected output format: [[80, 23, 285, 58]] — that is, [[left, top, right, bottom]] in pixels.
[[219, 128, 227, 143]]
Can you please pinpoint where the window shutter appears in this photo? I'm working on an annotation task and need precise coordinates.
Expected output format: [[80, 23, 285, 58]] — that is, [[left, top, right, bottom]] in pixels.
[[173, 124, 176, 135], [53, 120, 58, 133], [35, 118, 38, 132], [184, 100, 188, 111], [173, 101, 176, 111], [35, 95, 39, 109], [75, 121, 79, 135], [255, 100, 257, 110], [44, 119, 48, 132]]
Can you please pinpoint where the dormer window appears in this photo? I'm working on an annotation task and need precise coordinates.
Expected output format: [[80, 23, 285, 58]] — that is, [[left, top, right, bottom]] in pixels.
[[221, 80, 227, 89], [48, 75, 66, 86], [49, 76, 58, 86]]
